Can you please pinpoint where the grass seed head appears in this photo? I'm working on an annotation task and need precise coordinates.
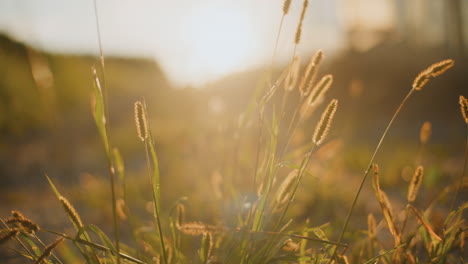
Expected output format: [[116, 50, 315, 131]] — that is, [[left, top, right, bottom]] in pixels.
[[275, 169, 298, 205], [34, 237, 65, 264], [6, 211, 39, 233], [300, 50, 324, 96], [312, 99, 338, 146], [0, 228, 19, 245], [419, 121, 432, 144], [459, 95, 468, 124], [407, 166, 424, 203], [308, 74, 333, 106], [294, 0, 309, 44], [285, 56, 301, 91], [283, 0, 292, 15], [413, 59, 454, 90], [59, 196, 83, 229], [134, 101, 149, 141]]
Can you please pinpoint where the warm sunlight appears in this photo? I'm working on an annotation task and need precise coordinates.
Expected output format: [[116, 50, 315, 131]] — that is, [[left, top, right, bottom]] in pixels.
[[180, 4, 257, 84]]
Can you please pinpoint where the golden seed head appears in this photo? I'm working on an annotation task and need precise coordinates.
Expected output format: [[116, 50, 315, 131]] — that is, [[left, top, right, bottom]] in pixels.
[[282, 0, 292, 15], [59, 196, 83, 229], [134, 101, 148, 141], [412, 59, 454, 90], [312, 99, 338, 146], [0, 228, 20, 245], [294, 0, 309, 44], [285, 56, 301, 91], [6, 211, 39, 233], [34, 237, 65, 264], [308, 74, 333, 106], [300, 50, 325, 96], [275, 169, 298, 205], [428, 59, 454, 77], [419, 121, 432, 144], [407, 166, 424, 203], [459, 95, 468, 124], [177, 222, 221, 236]]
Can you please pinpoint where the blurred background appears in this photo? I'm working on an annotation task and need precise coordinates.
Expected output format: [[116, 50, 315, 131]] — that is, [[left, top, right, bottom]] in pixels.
[[0, 0, 467, 262]]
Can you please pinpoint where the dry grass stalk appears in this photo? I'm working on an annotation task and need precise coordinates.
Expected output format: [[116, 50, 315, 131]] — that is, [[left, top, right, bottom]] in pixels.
[[34, 237, 65, 264], [372, 164, 400, 245], [59, 196, 84, 229], [282, 0, 292, 15], [177, 222, 222, 236], [6, 211, 39, 233], [377, 190, 400, 245], [294, 0, 309, 44], [459, 95, 468, 124], [175, 203, 185, 229], [367, 213, 376, 239], [200, 232, 214, 261], [299, 50, 324, 96], [134, 101, 148, 141], [312, 99, 338, 146], [0, 228, 19, 244], [308, 74, 333, 106], [407, 166, 424, 203], [275, 169, 299, 205], [412, 59, 454, 90], [419, 122, 432, 144], [285, 56, 301, 91]]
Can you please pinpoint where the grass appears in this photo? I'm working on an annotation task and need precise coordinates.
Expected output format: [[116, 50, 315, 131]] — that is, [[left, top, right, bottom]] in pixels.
[[1, 1, 467, 263]]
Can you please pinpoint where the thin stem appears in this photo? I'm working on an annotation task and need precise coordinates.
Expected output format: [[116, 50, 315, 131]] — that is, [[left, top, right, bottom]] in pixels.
[[144, 142, 168, 264], [274, 144, 316, 231], [270, 15, 285, 71], [43, 229, 146, 264], [92, 2, 119, 263], [329, 88, 416, 263]]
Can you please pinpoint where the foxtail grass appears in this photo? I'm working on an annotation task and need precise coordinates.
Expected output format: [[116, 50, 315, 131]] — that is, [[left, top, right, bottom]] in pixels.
[[329, 59, 455, 263]]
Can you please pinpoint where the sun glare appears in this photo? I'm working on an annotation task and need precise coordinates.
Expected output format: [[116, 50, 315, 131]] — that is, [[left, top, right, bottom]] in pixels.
[[181, 5, 256, 84]]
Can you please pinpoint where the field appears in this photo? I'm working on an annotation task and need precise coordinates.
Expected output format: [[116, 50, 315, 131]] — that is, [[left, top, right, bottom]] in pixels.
[[0, 1, 467, 263]]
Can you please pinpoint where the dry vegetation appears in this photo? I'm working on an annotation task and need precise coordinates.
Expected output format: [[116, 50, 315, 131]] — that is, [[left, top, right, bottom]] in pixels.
[[1, 0, 467, 263]]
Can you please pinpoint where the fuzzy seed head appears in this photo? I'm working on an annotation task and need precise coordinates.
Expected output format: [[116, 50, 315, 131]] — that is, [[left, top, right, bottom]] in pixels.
[[413, 59, 454, 90], [282, 0, 292, 15], [459, 95, 468, 124], [407, 166, 424, 203], [6, 211, 39, 233], [275, 170, 298, 205], [59, 196, 83, 229], [308, 74, 333, 106], [34, 237, 65, 264], [419, 122, 432, 144], [299, 50, 324, 96], [312, 99, 338, 146], [285, 56, 301, 91], [178, 222, 221, 236], [294, 0, 308, 44], [134, 101, 148, 141], [428, 59, 454, 77], [0, 228, 19, 245]]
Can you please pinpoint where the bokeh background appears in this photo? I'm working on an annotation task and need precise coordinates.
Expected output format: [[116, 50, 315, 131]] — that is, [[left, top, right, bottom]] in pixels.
[[1, 0, 467, 262]]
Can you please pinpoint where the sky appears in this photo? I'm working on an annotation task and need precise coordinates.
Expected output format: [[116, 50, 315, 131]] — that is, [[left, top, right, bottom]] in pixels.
[[0, 0, 395, 87]]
